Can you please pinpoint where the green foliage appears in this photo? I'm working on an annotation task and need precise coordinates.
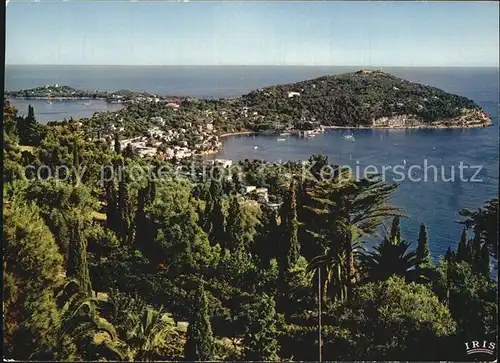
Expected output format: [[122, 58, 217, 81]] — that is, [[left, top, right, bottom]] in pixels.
[[236, 293, 280, 361], [433, 260, 497, 344], [333, 276, 456, 360], [3, 201, 76, 360], [416, 222, 432, 268], [184, 283, 215, 361], [460, 198, 498, 260], [67, 219, 92, 294], [279, 184, 301, 286], [359, 235, 418, 282], [1, 97, 496, 361], [303, 169, 401, 301]]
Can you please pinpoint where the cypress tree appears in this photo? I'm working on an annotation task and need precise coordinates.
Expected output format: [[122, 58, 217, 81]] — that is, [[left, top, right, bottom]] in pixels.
[[114, 132, 121, 154], [471, 227, 489, 276], [416, 223, 432, 268], [72, 141, 80, 185], [184, 283, 214, 361], [238, 293, 280, 361], [226, 196, 246, 255], [18, 105, 39, 145], [280, 185, 300, 276], [456, 228, 470, 263], [390, 216, 401, 244], [117, 179, 131, 243], [104, 178, 117, 232], [253, 205, 280, 266], [67, 220, 92, 294], [205, 180, 225, 246]]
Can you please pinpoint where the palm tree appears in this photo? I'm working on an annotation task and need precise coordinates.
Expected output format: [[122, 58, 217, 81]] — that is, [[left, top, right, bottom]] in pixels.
[[56, 280, 126, 361], [303, 169, 401, 301], [104, 291, 180, 361], [127, 307, 178, 360], [358, 235, 418, 282]]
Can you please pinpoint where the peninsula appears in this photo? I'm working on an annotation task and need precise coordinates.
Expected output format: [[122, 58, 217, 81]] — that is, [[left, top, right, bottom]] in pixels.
[[7, 70, 493, 159]]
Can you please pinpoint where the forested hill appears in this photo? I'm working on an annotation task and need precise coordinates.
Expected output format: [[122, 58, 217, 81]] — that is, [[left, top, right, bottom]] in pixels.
[[239, 69, 488, 127]]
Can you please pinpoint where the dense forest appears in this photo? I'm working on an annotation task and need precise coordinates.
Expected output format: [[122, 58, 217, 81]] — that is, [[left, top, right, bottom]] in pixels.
[[3, 98, 498, 361], [241, 70, 482, 126]]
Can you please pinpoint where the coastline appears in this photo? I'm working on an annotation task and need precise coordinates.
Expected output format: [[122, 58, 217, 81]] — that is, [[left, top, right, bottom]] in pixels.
[[219, 131, 256, 138], [323, 122, 492, 130]]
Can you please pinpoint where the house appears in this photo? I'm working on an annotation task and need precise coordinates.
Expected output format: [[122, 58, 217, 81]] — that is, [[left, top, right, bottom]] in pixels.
[[206, 123, 214, 131], [136, 147, 157, 157], [166, 102, 180, 110], [244, 186, 257, 194], [288, 91, 301, 98]]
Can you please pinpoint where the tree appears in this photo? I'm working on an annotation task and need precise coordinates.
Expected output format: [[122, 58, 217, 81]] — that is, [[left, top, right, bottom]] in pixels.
[[114, 132, 121, 154], [432, 260, 497, 351], [279, 184, 301, 277], [416, 223, 432, 270], [3, 201, 76, 360], [225, 196, 248, 264], [334, 276, 456, 361], [184, 283, 214, 361], [304, 170, 401, 301], [455, 228, 470, 263], [67, 219, 92, 294], [359, 235, 418, 282], [236, 293, 280, 361], [17, 104, 41, 146], [390, 216, 401, 244], [460, 198, 498, 259], [204, 180, 226, 247]]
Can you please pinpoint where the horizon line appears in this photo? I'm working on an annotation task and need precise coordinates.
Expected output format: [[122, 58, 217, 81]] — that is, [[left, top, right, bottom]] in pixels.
[[5, 64, 499, 68]]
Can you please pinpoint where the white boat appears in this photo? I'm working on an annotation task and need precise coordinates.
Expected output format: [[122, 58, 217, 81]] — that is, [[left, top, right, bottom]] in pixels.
[[253, 146, 258, 149], [46, 100, 52, 104], [280, 132, 291, 136], [277, 138, 287, 142], [342, 134, 355, 141]]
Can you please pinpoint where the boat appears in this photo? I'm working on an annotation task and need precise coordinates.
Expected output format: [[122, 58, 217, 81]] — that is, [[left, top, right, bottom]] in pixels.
[[253, 146, 258, 149], [277, 138, 287, 142], [82, 101, 92, 106], [280, 132, 291, 136], [46, 100, 52, 104], [342, 133, 355, 141]]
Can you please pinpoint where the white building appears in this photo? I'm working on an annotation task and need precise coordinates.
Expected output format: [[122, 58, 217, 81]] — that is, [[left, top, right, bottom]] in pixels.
[[288, 91, 301, 98]]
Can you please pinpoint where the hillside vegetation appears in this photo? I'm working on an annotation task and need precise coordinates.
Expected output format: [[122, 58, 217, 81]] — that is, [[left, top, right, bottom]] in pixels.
[[240, 70, 482, 126]]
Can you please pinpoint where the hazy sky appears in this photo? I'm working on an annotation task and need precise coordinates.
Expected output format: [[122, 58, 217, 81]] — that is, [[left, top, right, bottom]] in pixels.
[[5, 1, 499, 66]]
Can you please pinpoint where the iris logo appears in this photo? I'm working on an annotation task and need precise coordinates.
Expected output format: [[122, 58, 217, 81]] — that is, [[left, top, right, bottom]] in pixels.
[[465, 340, 496, 356]]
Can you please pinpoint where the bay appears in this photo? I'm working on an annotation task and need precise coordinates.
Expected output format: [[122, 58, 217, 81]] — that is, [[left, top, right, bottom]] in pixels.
[[4, 65, 498, 261]]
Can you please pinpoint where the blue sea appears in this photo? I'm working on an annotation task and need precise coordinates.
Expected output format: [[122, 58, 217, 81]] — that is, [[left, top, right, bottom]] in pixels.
[[4, 65, 499, 262]]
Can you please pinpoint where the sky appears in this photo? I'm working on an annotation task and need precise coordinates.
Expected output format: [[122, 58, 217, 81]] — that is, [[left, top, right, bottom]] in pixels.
[[5, 1, 499, 67]]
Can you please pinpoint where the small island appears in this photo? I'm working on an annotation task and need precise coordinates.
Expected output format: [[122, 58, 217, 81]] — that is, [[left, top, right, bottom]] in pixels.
[[5, 84, 159, 104]]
